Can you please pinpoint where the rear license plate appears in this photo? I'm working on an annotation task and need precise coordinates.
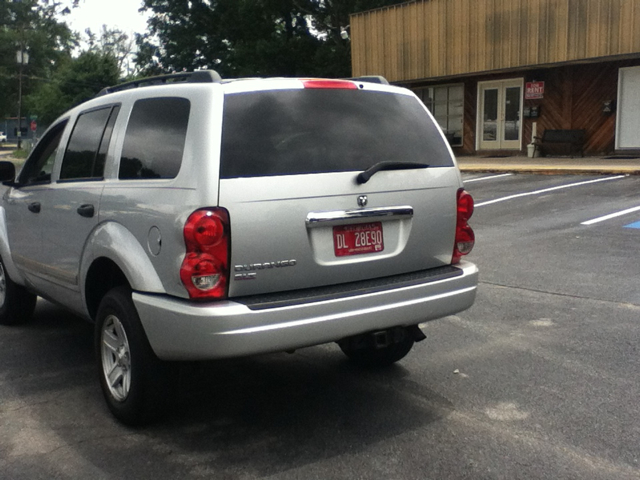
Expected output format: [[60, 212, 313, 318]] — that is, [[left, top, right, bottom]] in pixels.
[[333, 222, 384, 257]]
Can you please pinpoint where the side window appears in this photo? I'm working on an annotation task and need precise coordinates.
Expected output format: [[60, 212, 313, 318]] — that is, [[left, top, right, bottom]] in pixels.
[[60, 105, 120, 181], [18, 121, 67, 185], [119, 97, 190, 180]]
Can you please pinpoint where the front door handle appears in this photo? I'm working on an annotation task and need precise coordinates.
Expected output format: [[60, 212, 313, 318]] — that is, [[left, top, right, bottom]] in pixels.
[[77, 204, 95, 218], [28, 202, 41, 213]]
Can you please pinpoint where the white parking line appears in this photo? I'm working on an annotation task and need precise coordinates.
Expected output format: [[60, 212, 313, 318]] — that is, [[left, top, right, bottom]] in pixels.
[[475, 175, 626, 207], [464, 173, 514, 183], [581, 205, 640, 225]]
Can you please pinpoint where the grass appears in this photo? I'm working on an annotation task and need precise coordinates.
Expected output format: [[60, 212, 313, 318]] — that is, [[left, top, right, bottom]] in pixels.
[[11, 149, 28, 159]]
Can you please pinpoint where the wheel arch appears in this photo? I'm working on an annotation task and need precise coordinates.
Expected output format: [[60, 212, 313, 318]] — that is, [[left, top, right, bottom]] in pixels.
[[81, 222, 166, 320], [85, 257, 130, 321]]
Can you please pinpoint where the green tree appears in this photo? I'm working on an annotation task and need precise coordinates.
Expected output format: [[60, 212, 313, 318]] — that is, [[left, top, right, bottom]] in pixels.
[[25, 51, 120, 124], [85, 25, 136, 74], [0, 0, 76, 121], [137, 0, 405, 78]]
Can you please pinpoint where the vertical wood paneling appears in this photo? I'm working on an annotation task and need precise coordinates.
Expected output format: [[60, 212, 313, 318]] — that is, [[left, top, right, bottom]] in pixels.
[[408, 2, 415, 78], [381, 10, 391, 80], [585, 0, 596, 57], [451, 0, 459, 73], [390, 8, 398, 80], [558, 0, 570, 61], [484, 0, 494, 71], [435, 61, 634, 155], [519, 0, 530, 71], [462, 77, 477, 153], [410, 2, 420, 81], [351, 0, 640, 82], [463, 0, 471, 73]]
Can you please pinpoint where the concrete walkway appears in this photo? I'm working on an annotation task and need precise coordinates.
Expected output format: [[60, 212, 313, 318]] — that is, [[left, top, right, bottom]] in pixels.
[[457, 155, 640, 175]]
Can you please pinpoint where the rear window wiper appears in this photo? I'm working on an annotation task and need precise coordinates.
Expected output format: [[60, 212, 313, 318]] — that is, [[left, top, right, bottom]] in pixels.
[[356, 161, 430, 184]]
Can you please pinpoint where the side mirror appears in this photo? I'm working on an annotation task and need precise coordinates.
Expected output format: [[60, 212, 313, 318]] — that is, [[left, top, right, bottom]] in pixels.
[[0, 161, 16, 183]]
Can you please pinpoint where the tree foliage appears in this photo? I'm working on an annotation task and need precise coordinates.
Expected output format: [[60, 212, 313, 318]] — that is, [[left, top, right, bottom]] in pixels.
[[0, 1, 134, 126], [0, 0, 407, 128], [85, 26, 135, 74], [137, 0, 406, 78], [25, 51, 120, 124], [0, 0, 76, 121]]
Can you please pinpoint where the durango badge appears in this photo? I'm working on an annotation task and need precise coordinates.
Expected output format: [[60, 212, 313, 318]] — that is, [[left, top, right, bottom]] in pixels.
[[234, 259, 297, 280]]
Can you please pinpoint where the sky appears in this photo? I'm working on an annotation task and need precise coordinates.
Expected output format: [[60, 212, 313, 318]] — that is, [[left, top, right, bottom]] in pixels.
[[63, 0, 150, 38]]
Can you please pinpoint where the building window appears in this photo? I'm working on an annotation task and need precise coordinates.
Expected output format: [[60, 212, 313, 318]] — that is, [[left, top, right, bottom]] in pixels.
[[415, 84, 464, 147]]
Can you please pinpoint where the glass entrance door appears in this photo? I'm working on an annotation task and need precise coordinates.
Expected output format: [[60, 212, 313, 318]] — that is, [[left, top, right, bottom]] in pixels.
[[478, 79, 523, 150]]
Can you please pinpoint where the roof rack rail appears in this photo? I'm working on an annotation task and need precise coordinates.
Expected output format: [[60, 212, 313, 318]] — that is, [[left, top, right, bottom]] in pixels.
[[346, 75, 390, 85], [96, 70, 222, 97]]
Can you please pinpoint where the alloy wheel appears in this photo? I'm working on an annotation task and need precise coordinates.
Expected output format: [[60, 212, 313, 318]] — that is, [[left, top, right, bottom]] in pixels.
[[100, 314, 132, 402]]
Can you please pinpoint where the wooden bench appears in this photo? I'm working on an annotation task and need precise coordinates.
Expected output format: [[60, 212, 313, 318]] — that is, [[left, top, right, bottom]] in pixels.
[[533, 129, 586, 157]]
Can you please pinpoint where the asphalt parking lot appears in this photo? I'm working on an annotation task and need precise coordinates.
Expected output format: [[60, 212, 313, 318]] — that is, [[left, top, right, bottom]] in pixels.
[[1, 172, 639, 479]]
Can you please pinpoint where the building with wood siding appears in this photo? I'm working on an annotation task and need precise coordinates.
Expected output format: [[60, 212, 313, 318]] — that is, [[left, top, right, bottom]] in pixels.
[[351, 0, 640, 156]]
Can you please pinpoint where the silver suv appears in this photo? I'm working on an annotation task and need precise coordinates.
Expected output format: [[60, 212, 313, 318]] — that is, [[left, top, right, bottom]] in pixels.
[[0, 71, 477, 424]]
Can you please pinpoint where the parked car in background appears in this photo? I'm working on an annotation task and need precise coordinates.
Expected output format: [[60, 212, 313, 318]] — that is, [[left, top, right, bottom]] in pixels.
[[0, 70, 478, 425]]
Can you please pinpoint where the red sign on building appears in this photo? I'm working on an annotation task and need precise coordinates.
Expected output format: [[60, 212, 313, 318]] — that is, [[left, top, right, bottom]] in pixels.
[[525, 81, 545, 99]]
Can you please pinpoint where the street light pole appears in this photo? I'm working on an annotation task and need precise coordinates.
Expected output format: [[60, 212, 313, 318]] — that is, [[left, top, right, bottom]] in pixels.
[[16, 49, 29, 150], [17, 56, 22, 149]]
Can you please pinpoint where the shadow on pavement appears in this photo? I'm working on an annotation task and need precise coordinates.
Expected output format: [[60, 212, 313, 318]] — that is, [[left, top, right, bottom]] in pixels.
[[1, 299, 453, 479]]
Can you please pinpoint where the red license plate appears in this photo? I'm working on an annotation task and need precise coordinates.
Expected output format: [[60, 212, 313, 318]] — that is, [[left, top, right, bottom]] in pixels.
[[333, 222, 384, 257]]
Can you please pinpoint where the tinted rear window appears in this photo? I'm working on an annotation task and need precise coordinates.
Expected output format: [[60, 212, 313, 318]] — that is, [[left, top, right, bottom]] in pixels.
[[220, 89, 452, 179], [119, 97, 190, 180]]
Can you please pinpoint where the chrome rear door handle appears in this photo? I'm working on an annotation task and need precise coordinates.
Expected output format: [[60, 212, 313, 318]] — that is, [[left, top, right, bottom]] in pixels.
[[306, 206, 413, 228]]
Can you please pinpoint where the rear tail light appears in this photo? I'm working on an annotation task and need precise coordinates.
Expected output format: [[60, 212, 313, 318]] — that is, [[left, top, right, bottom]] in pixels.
[[180, 208, 230, 300], [452, 189, 475, 264]]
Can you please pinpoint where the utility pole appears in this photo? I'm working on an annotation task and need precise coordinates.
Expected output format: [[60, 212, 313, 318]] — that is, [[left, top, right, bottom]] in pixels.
[[16, 49, 29, 150]]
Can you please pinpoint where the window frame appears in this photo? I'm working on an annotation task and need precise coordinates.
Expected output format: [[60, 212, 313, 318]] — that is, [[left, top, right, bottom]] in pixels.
[[58, 104, 121, 183]]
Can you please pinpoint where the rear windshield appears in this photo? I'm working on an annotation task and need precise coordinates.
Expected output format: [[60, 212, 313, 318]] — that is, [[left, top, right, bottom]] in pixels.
[[220, 89, 453, 178]]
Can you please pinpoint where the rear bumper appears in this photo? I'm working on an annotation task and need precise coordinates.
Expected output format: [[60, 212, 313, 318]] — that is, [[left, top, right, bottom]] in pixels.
[[134, 261, 478, 361]]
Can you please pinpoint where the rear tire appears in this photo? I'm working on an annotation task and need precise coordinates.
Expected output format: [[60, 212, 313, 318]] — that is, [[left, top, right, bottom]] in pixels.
[[0, 256, 37, 326], [339, 327, 415, 368], [95, 286, 171, 425]]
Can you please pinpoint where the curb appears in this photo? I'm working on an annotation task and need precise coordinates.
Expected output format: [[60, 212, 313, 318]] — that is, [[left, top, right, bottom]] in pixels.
[[459, 166, 640, 175]]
